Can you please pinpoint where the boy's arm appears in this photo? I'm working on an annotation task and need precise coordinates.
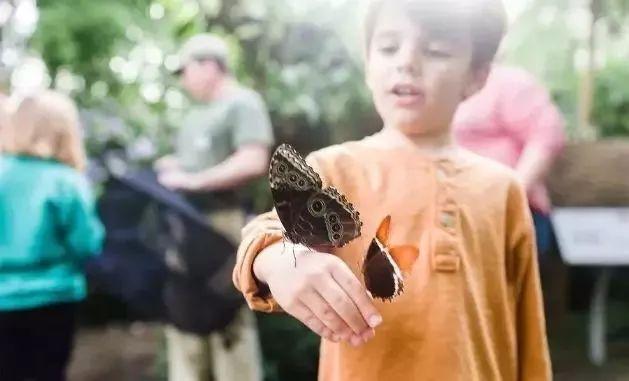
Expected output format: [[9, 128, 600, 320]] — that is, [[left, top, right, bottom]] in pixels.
[[232, 210, 284, 312], [233, 212, 381, 346], [232, 152, 381, 345], [507, 180, 552, 380], [232, 150, 327, 311]]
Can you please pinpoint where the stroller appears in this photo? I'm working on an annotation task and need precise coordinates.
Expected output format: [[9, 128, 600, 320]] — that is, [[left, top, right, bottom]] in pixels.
[[86, 162, 244, 334]]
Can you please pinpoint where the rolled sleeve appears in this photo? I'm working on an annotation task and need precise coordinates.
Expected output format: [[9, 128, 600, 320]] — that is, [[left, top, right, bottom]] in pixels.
[[233, 212, 284, 312]]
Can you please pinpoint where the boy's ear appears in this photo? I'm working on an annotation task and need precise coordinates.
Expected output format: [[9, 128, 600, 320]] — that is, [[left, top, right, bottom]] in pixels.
[[462, 64, 491, 100]]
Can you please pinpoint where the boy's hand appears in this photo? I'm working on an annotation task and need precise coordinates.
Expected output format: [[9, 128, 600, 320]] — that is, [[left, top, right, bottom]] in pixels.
[[253, 242, 382, 346]]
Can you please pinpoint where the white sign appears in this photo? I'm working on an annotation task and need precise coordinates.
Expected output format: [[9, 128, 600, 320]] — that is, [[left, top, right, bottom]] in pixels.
[[551, 208, 629, 265]]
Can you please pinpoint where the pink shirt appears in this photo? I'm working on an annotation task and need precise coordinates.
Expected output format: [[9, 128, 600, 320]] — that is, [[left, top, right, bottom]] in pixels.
[[453, 66, 565, 214]]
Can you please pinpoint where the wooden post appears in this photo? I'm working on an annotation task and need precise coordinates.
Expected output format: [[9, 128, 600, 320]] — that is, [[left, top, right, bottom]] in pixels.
[[589, 267, 611, 366], [577, 0, 600, 138]]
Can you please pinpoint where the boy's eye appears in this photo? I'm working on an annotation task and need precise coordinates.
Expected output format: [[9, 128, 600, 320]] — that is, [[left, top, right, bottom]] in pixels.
[[374, 36, 399, 55], [377, 44, 398, 55], [425, 45, 453, 59], [379, 45, 397, 54]]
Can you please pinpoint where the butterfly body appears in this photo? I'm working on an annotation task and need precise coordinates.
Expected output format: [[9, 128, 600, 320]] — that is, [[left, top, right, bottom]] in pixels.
[[269, 144, 362, 250]]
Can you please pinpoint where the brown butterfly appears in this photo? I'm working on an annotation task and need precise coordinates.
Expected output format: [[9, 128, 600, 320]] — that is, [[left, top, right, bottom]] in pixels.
[[362, 216, 419, 301], [269, 144, 362, 251]]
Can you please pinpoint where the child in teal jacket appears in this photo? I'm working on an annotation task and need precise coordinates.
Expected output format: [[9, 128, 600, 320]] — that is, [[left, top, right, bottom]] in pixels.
[[0, 91, 104, 381]]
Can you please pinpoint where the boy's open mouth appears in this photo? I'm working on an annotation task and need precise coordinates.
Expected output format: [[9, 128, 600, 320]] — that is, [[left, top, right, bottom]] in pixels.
[[391, 84, 425, 107]]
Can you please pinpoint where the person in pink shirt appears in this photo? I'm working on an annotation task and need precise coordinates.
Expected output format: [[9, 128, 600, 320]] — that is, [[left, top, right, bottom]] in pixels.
[[453, 65, 566, 256]]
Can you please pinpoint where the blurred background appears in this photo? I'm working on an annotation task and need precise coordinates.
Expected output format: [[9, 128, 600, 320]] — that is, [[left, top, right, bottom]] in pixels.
[[0, 0, 628, 380]]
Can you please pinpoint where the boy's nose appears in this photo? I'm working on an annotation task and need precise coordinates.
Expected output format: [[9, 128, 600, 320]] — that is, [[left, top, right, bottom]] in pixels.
[[395, 47, 422, 76]]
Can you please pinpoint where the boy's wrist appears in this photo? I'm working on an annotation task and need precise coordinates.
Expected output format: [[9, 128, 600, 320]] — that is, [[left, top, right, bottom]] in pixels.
[[253, 241, 313, 284], [253, 242, 286, 284]]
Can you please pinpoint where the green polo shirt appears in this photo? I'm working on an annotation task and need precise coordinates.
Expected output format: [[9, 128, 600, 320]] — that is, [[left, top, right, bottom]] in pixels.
[[176, 87, 274, 172]]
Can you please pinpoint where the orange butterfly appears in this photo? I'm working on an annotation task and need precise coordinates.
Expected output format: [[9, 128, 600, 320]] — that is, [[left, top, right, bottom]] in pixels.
[[361, 216, 419, 301]]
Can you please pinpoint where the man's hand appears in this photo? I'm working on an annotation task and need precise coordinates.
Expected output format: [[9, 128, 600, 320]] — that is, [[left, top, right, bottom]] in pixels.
[[158, 170, 200, 191], [253, 242, 382, 346], [154, 155, 180, 173]]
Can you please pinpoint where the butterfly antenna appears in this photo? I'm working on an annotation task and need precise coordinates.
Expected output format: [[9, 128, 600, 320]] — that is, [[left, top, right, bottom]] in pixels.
[[280, 230, 289, 256], [279, 229, 297, 267]]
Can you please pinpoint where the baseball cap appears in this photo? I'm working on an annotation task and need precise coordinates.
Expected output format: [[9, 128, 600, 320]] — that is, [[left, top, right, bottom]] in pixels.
[[173, 33, 230, 74]]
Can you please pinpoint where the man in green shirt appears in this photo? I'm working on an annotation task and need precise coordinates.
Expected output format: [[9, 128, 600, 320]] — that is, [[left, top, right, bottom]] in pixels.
[[156, 33, 273, 381]]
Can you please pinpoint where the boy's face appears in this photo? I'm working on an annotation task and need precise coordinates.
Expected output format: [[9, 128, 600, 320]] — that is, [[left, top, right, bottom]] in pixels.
[[365, 2, 488, 137]]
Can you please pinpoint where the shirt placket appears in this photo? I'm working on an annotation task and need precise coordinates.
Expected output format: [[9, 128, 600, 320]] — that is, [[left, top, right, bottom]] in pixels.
[[431, 159, 462, 273]]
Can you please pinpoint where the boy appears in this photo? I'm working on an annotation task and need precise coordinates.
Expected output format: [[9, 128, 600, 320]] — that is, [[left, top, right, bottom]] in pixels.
[[233, 0, 551, 379]]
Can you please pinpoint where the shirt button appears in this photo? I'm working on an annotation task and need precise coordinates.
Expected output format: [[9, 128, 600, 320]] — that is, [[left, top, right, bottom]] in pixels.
[[436, 167, 447, 181], [440, 211, 456, 229]]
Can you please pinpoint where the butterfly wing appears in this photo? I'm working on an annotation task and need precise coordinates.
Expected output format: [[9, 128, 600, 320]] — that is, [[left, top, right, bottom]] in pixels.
[[361, 216, 419, 301], [321, 187, 362, 247], [362, 237, 403, 301], [269, 144, 322, 243], [292, 187, 362, 249], [271, 185, 315, 244], [375, 215, 391, 245], [389, 245, 420, 273], [269, 144, 322, 190], [269, 144, 362, 249]]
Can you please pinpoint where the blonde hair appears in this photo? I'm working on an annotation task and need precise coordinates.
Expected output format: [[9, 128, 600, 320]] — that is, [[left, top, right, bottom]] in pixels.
[[363, 0, 507, 69], [0, 91, 86, 171]]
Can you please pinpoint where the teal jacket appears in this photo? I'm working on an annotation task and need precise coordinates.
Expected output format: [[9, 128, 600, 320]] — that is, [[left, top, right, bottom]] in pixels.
[[0, 154, 104, 311]]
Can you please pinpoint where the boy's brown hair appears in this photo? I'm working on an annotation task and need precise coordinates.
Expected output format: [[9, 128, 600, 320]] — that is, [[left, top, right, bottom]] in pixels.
[[0, 90, 87, 171], [363, 0, 507, 69]]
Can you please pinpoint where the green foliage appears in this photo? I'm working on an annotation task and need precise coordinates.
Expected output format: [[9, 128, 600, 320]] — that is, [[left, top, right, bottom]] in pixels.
[[501, 0, 582, 137], [32, 0, 141, 85], [592, 61, 629, 137], [502, 0, 629, 139], [257, 313, 319, 381], [32, 0, 374, 164]]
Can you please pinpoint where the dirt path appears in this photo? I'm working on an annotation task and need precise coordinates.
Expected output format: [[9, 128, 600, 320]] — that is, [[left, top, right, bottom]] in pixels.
[[68, 318, 629, 381], [69, 323, 162, 381]]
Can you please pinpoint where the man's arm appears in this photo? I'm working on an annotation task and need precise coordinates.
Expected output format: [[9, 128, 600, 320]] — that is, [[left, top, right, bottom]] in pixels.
[[515, 146, 555, 191], [158, 143, 270, 191], [191, 143, 270, 191], [154, 154, 180, 173], [499, 69, 565, 192]]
